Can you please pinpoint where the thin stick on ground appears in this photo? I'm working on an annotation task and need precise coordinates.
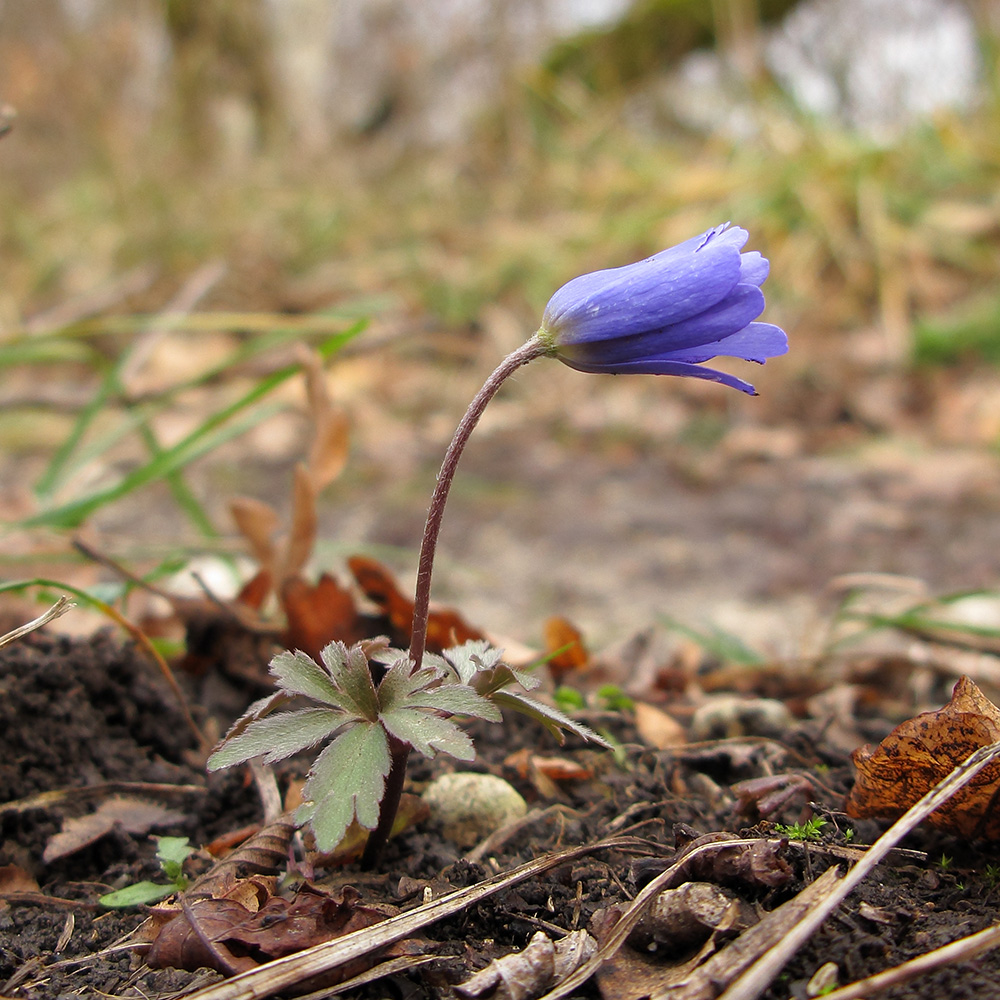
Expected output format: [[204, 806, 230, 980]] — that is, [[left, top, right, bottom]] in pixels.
[[821, 921, 1000, 1000], [0, 596, 75, 650]]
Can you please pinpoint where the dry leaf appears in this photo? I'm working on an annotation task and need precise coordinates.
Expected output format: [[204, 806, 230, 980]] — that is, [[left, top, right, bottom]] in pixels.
[[300, 346, 351, 491], [456, 929, 597, 1000], [280, 572, 363, 660], [348, 554, 485, 653], [505, 749, 593, 782], [845, 675, 1000, 838], [43, 798, 185, 863], [634, 702, 687, 750], [230, 497, 281, 571], [147, 885, 395, 979], [543, 617, 588, 681], [281, 464, 318, 583], [0, 864, 40, 896]]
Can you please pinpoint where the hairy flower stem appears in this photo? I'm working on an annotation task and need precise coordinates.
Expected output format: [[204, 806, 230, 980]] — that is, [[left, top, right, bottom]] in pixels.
[[360, 335, 547, 869]]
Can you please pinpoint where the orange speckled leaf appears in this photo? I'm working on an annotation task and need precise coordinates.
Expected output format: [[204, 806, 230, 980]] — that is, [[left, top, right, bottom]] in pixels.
[[845, 676, 1000, 839]]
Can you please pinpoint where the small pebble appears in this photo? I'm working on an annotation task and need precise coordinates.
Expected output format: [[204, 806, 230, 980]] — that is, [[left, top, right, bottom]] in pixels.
[[422, 772, 527, 847], [689, 695, 793, 740]]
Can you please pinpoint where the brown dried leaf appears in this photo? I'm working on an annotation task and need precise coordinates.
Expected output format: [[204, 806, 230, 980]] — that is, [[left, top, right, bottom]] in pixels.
[[845, 675, 1000, 838], [147, 886, 396, 980], [281, 464, 319, 583], [634, 702, 687, 750], [300, 347, 351, 491], [0, 864, 40, 895], [226, 886, 396, 958], [348, 554, 485, 653], [633, 832, 793, 892], [146, 898, 259, 974], [543, 617, 588, 681], [280, 572, 363, 660], [230, 497, 281, 571], [186, 816, 296, 901], [43, 798, 185, 863], [456, 929, 597, 1000]]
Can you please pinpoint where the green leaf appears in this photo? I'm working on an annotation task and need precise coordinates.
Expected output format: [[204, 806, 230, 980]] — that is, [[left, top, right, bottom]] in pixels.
[[99, 881, 177, 908], [296, 721, 391, 852], [270, 650, 345, 708], [375, 657, 440, 711], [319, 642, 379, 720], [155, 836, 194, 881], [441, 640, 504, 684], [406, 684, 502, 723], [207, 707, 346, 769], [380, 707, 476, 760], [492, 691, 612, 749]]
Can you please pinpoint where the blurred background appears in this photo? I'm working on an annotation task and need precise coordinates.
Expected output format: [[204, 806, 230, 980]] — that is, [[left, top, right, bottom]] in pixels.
[[2, 0, 1000, 653]]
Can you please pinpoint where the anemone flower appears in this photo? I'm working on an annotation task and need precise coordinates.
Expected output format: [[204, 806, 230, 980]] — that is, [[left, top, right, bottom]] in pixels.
[[537, 223, 787, 394], [360, 223, 787, 867]]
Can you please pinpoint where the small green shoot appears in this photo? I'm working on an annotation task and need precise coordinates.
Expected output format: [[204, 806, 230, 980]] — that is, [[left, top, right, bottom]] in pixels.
[[843, 828, 855, 843], [99, 836, 194, 908], [596, 684, 634, 712], [775, 817, 827, 842], [209, 639, 610, 852], [554, 685, 586, 713], [938, 853, 954, 871]]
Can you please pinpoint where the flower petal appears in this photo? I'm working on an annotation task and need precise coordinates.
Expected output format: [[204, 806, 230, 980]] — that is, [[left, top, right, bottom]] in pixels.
[[558, 354, 760, 394], [739, 251, 769, 287], [543, 234, 743, 343], [560, 284, 765, 366]]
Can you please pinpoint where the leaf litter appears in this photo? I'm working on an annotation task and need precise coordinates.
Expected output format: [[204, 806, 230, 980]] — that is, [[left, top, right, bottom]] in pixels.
[[11, 373, 1000, 997]]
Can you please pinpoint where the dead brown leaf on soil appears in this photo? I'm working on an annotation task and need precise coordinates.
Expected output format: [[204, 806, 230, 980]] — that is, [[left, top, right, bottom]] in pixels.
[[42, 797, 186, 863], [846, 675, 1000, 838]]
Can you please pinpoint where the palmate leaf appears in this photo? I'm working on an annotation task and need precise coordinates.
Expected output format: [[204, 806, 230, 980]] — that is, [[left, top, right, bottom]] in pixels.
[[295, 721, 391, 852], [492, 691, 612, 749], [375, 656, 444, 710], [437, 640, 505, 684], [405, 684, 502, 723], [380, 707, 476, 760], [207, 707, 347, 769], [270, 649, 344, 707], [319, 641, 379, 720]]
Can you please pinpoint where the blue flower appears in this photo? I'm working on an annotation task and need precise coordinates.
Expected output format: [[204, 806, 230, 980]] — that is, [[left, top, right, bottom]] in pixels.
[[537, 224, 787, 394]]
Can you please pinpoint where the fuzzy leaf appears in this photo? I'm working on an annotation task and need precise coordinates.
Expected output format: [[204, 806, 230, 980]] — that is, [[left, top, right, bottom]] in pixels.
[[380, 707, 476, 760], [492, 691, 612, 749], [441, 640, 505, 684], [376, 657, 443, 711], [407, 684, 502, 723], [270, 649, 345, 707], [207, 707, 347, 770], [296, 721, 391, 851], [319, 641, 379, 720], [475, 661, 542, 696]]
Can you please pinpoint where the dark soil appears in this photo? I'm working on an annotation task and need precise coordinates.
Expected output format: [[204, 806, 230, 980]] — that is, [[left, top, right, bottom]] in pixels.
[[4, 627, 1000, 1000]]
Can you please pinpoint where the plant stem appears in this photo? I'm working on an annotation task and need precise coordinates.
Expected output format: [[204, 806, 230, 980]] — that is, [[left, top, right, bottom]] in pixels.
[[361, 335, 546, 869]]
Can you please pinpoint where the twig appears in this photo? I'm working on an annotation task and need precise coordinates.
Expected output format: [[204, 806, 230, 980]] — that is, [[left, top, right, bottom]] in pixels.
[[820, 921, 1000, 1000], [22, 265, 157, 335], [0, 596, 75, 650]]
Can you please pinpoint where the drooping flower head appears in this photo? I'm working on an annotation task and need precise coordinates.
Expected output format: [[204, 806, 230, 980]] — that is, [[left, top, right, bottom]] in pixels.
[[537, 224, 787, 395]]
